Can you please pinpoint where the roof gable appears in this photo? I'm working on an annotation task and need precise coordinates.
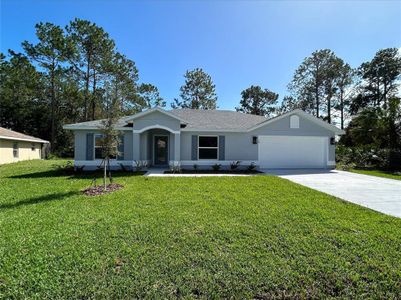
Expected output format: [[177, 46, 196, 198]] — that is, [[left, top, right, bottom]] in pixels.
[[248, 109, 345, 134], [125, 107, 188, 123]]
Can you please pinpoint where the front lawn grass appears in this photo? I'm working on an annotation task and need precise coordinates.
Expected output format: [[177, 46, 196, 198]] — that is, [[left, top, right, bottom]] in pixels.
[[1, 160, 400, 298], [349, 168, 401, 181]]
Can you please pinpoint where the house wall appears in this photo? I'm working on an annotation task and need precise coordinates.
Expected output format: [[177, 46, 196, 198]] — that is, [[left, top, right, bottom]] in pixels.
[[74, 130, 134, 161], [124, 131, 133, 160], [74, 130, 92, 161], [180, 131, 257, 162], [73, 130, 134, 170], [180, 113, 336, 166], [70, 111, 338, 170], [0, 139, 42, 164]]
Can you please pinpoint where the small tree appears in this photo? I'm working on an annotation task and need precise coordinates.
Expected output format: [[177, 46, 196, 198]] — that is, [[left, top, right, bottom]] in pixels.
[[98, 95, 121, 190]]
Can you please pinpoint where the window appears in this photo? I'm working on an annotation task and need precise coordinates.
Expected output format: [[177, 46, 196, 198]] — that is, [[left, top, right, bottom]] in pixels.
[[13, 142, 19, 158], [290, 115, 300, 129], [94, 134, 117, 160], [198, 136, 218, 160], [31, 143, 36, 151]]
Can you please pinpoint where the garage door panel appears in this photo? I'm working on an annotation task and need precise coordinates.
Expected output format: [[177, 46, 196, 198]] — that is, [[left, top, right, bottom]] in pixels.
[[258, 136, 327, 169]]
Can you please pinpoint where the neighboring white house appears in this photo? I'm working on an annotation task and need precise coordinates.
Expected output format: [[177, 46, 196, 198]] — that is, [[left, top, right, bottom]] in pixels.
[[63, 108, 345, 170], [0, 127, 49, 165]]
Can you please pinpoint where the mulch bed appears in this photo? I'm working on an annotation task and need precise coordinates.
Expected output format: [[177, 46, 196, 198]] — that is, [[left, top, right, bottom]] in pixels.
[[164, 169, 263, 174], [82, 183, 124, 196]]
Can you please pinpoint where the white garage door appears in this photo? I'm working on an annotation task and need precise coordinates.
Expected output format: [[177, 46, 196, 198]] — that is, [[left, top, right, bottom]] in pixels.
[[258, 136, 327, 169]]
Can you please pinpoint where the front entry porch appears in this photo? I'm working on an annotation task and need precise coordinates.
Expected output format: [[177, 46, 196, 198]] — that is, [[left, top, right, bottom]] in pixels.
[[132, 127, 180, 167]]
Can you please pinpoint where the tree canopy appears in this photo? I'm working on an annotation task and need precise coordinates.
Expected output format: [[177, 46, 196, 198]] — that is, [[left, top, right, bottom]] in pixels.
[[171, 68, 217, 109], [0, 19, 162, 155], [236, 85, 278, 117]]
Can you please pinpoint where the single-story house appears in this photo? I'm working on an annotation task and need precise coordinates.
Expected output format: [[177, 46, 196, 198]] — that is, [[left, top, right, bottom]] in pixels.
[[63, 108, 344, 170], [0, 127, 49, 165]]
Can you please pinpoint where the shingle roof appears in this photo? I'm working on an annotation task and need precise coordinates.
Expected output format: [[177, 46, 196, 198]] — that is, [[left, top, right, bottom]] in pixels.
[[0, 127, 49, 143], [63, 117, 132, 129], [63, 109, 268, 131], [170, 109, 268, 130], [62, 108, 344, 134]]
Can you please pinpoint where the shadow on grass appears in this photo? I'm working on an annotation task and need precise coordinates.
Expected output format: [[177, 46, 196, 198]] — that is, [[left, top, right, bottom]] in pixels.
[[0, 191, 79, 210], [7, 169, 68, 179]]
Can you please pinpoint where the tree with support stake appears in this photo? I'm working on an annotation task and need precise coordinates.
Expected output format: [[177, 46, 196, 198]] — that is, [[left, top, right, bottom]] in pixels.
[[98, 96, 121, 191]]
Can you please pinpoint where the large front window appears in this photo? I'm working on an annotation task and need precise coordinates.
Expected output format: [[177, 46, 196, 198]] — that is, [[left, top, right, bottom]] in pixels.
[[198, 136, 218, 160], [94, 134, 117, 160]]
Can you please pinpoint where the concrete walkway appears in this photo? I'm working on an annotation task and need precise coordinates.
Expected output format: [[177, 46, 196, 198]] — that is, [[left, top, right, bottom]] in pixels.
[[264, 169, 401, 218]]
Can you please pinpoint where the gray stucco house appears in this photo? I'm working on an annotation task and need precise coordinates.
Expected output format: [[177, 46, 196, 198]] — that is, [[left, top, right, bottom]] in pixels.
[[63, 107, 344, 170]]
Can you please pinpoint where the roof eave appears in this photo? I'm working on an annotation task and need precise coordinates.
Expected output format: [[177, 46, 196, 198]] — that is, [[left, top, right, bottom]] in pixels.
[[181, 128, 246, 132], [0, 135, 49, 143], [63, 125, 132, 131]]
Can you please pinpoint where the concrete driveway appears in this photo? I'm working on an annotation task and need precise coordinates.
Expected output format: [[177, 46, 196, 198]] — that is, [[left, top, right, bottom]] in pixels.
[[264, 169, 401, 218]]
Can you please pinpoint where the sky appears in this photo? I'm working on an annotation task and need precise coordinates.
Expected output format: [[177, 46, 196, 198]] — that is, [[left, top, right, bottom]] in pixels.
[[1, 0, 401, 110]]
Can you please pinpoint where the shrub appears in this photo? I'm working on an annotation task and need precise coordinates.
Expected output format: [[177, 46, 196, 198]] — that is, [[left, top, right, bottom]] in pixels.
[[388, 149, 401, 171], [230, 161, 240, 170], [53, 161, 75, 174], [212, 163, 222, 171], [247, 162, 257, 172], [337, 161, 356, 171], [134, 160, 148, 172], [336, 145, 389, 169], [169, 161, 181, 173]]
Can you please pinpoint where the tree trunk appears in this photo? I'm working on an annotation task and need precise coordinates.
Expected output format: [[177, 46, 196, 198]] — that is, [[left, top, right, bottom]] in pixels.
[[91, 68, 97, 120], [376, 75, 380, 107], [315, 63, 320, 118], [383, 82, 388, 109], [315, 84, 319, 118], [327, 96, 331, 124], [103, 157, 107, 190], [50, 59, 56, 152], [327, 84, 332, 124], [84, 54, 91, 121], [340, 89, 344, 130], [108, 158, 112, 184]]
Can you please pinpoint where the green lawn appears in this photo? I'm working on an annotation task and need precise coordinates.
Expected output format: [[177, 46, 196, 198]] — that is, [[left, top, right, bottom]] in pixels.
[[350, 169, 401, 181], [1, 160, 400, 299]]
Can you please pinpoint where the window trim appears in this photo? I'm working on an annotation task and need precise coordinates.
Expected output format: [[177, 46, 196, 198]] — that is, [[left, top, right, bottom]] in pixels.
[[198, 135, 219, 160], [94, 134, 118, 160], [13, 142, 19, 158]]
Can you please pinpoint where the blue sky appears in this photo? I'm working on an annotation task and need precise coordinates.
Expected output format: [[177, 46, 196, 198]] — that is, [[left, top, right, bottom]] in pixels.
[[1, 0, 400, 109]]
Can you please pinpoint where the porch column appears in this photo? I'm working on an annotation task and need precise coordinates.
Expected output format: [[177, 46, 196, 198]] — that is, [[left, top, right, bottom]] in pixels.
[[133, 132, 140, 161], [174, 132, 180, 162]]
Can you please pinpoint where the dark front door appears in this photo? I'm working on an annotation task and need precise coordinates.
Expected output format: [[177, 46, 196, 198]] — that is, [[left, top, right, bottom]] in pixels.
[[154, 135, 168, 166]]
